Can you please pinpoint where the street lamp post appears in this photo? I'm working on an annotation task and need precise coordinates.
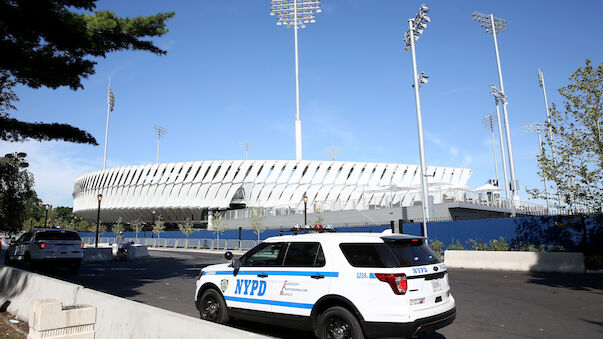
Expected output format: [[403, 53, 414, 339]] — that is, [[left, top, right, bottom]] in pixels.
[[303, 194, 308, 225], [404, 4, 431, 241], [95, 194, 102, 248], [152, 210, 156, 238], [270, 0, 322, 161], [44, 205, 51, 227], [473, 11, 519, 202], [524, 123, 550, 211]]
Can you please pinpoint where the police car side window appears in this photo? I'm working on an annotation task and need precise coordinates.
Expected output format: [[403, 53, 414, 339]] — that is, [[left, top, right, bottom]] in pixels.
[[242, 242, 286, 267], [18, 232, 32, 242], [283, 242, 325, 267]]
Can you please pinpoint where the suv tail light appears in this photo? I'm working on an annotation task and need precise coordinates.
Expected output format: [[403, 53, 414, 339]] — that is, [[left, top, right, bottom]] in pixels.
[[80, 243, 84, 249], [38, 242, 46, 249], [374, 273, 407, 295]]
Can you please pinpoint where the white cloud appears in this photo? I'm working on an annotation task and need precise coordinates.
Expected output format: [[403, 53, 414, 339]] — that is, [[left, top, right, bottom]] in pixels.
[[449, 145, 459, 156], [462, 154, 472, 168], [1, 141, 98, 207]]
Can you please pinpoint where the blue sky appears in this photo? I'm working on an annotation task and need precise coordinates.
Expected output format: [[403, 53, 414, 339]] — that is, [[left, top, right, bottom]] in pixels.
[[2, 0, 602, 207]]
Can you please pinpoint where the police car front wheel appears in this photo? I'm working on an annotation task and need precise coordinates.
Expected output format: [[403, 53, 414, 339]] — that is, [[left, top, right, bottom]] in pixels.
[[319, 306, 364, 339], [199, 289, 228, 324]]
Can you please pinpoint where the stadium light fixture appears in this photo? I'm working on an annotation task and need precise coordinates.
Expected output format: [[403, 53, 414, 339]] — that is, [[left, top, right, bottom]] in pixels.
[[481, 113, 499, 184], [270, 0, 322, 161], [404, 4, 431, 242], [473, 11, 519, 202], [153, 125, 168, 164], [537, 69, 556, 162], [524, 123, 550, 211]]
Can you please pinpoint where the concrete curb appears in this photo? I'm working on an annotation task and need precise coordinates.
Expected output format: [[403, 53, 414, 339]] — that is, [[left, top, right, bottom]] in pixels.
[[147, 247, 247, 255]]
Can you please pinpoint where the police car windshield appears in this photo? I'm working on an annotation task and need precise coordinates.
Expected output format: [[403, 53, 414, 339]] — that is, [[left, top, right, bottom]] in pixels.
[[35, 231, 81, 241]]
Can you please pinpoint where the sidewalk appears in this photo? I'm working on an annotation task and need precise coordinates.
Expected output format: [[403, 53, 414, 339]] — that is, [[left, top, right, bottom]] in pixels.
[[147, 247, 247, 255]]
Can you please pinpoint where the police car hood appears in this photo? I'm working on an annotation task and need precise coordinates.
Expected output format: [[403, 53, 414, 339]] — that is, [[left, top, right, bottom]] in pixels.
[[204, 262, 231, 271]]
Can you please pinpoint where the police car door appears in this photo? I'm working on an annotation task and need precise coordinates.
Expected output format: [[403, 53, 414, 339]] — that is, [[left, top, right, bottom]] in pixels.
[[270, 242, 332, 316], [224, 242, 287, 313], [12, 232, 33, 260]]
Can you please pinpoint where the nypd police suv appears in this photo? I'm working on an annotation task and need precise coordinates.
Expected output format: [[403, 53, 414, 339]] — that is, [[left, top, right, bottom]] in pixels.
[[195, 230, 455, 338]]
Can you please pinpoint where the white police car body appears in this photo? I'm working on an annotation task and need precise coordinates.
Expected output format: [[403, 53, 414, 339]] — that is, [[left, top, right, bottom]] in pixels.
[[4, 228, 83, 273], [195, 231, 455, 338]]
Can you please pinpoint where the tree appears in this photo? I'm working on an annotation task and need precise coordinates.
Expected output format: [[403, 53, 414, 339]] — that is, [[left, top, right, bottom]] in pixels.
[[131, 219, 143, 241], [211, 211, 228, 250], [0, 0, 175, 144], [531, 60, 603, 212], [112, 216, 124, 235], [0, 155, 35, 234], [249, 208, 266, 242], [313, 207, 326, 226], [152, 215, 165, 239], [178, 218, 194, 248]]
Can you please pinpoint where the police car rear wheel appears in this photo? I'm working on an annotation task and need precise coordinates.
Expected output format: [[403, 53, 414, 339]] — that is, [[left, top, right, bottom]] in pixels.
[[199, 289, 228, 323], [319, 306, 364, 339]]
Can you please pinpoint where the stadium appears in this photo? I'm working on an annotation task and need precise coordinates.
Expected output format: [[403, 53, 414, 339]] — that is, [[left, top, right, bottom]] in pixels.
[[71, 159, 543, 229]]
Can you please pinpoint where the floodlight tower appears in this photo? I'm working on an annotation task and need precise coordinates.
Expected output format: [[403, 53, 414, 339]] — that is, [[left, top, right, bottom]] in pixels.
[[481, 113, 499, 184], [270, 0, 322, 161], [489, 83, 510, 199], [524, 123, 550, 211], [538, 69, 556, 161], [404, 4, 431, 241], [153, 125, 168, 164], [473, 11, 520, 202]]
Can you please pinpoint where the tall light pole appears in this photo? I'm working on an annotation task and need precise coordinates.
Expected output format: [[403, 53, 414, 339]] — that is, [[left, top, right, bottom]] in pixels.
[[44, 204, 51, 227], [404, 4, 431, 240], [537, 69, 556, 161], [489, 84, 510, 199], [95, 194, 102, 248], [482, 113, 499, 184], [473, 11, 519, 202], [239, 142, 255, 160], [524, 123, 550, 211], [153, 125, 168, 164], [103, 79, 115, 169], [270, 0, 322, 161]]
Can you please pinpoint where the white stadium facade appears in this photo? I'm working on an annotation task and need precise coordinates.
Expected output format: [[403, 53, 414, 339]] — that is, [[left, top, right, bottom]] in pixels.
[[72, 160, 493, 227]]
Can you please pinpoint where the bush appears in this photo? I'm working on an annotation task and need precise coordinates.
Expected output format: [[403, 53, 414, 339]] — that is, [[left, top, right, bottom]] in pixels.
[[429, 239, 443, 258], [489, 237, 510, 251], [446, 239, 465, 250], [467, 238, 489, 251]]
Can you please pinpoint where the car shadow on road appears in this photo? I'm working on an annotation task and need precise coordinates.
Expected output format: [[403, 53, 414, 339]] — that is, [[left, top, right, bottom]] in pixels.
[[526, 271, 603, 293]]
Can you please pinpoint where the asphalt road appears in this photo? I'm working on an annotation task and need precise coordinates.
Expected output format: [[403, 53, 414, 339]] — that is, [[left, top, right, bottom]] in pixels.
[[7, 250, 603, 338]]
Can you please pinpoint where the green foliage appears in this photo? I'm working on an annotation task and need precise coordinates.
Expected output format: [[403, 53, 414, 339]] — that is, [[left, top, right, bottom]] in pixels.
[[531, 60, 603, 212], [152, 216, 165, 238], [131, 219, 143, 239], [488, 237, 510, 251], [429, 239, 444, 258], [178, 218, 195, 238], [76, 220, 91, 233], [0, 155, 35, 234], [211, 211, 228, 247], [0, 0, 174, 144], [446, 240, 465, 250], [467, 238, 489, 251], [112, 217, 124, 234], [249, 208, 266, 241]]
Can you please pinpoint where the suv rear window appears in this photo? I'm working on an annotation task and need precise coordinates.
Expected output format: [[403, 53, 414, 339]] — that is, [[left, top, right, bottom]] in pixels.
[[340, 238, 440, 268], [35, 231, 81, 241]]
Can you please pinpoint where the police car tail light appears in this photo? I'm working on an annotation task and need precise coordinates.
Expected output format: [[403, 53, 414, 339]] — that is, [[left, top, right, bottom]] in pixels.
[[38, 242, 46, 249], [374, 273, 407, 295], [80, 243, 84, 249]]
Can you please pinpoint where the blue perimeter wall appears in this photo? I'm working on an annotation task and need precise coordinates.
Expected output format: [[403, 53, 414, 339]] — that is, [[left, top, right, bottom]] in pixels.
[[80, 217, 539, 246]]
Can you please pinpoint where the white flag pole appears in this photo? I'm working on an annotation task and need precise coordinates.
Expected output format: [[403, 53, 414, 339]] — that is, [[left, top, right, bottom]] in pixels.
[[103, 78, 111, 169]]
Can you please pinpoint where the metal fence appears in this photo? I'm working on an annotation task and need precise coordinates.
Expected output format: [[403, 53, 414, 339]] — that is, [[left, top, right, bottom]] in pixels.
[[82, 237, 259, 251]]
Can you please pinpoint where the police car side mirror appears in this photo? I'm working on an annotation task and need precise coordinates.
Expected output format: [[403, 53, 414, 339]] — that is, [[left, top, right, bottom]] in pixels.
[[233, 259, 241, 276], [224, 251, 233, 260]]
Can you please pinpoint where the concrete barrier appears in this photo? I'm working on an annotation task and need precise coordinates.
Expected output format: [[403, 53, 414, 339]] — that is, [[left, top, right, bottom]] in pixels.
[[82, 248, 113, 262], [0, 267, 81, 321], [76, 288, 268, 339], [127, 245, 149, 259], [28, 299, 96, 339], [0, 266, 270, 338], [444, 250, 585, 273]]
